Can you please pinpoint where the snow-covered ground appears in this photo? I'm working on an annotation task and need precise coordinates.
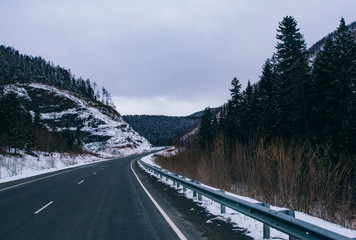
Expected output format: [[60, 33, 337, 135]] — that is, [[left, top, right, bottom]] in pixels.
[[140, 149, 356, 240], [0, 146, 156, 183], [0, 151, 105, 183]]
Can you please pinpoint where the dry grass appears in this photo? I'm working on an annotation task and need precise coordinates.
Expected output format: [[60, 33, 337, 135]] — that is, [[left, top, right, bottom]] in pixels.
[[155, 137, 355, 228]]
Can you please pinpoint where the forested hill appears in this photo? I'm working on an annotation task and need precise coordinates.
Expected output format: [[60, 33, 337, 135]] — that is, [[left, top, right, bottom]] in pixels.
[[123, 114, 200, 146], [0, 46, 152, 156], [0, 45, 114, 108]]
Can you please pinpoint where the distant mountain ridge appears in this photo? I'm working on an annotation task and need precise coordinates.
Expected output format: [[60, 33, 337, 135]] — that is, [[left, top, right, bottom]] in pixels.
[[123, 114, 200, 146], [123, 108, 220, 146]]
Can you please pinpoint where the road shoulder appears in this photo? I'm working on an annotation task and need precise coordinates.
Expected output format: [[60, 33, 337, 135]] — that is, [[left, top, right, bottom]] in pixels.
[[132, 159, 252, 240]]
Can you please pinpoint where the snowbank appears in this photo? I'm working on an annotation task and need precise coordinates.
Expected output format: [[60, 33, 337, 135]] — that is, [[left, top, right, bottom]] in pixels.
[[0, 151, 106, 183]]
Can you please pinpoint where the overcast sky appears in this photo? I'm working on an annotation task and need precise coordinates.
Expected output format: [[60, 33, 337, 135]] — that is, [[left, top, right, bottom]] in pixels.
[[1, 0, 355, 116]]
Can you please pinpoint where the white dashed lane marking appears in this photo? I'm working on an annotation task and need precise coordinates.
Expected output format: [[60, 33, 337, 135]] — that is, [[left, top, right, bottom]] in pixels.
[[34, 201, 54, 215]]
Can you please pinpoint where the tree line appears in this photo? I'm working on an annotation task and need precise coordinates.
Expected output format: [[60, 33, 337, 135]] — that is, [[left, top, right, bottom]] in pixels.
[[198, 17, 355, 161], [0, 45, 114, 108]]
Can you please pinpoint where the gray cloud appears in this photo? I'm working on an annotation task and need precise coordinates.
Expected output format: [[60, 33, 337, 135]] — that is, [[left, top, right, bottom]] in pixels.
[[1, 0, 355, 115]]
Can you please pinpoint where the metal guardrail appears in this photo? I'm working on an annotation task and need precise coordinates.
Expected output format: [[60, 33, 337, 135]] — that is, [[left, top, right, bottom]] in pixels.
[[139, 159, 354, 240]]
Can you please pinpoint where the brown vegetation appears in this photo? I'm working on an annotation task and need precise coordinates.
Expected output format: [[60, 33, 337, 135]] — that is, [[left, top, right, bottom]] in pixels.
[[155, 137, 355, 228]]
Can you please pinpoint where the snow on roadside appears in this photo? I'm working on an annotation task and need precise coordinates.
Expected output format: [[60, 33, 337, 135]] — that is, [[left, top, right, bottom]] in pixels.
[[140, 149, 356, 239], [0, 151, 108, 184], [0, 145, 161, 184]]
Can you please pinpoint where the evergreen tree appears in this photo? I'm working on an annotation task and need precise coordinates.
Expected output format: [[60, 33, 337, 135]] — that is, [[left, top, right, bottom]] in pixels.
[[197, 107, 215, 151], [34, 109, 42, 128], [25, 131, 35, 154], [229, 77, 243, 140], [230, 77, 242, 106], [257, 58, 278, 138], [0, 92, 28, 153], [240, 81, 255, 140], [74, 127, 83, 151], [275, 16, 311, 139], [333, 18, 356, 154], [311, 18, 356, 154]]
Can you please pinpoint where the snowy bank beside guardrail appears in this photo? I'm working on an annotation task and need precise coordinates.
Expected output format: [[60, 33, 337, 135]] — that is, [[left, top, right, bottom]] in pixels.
[[140, 150, 356, 239]]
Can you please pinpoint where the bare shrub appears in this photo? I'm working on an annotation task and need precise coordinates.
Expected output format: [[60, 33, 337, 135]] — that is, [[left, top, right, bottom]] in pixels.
[[156, 138, 355, 228]]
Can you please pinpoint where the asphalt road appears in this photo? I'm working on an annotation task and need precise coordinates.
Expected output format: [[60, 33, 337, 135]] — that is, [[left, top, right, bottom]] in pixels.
[[0, 151, 251, 240], [0, 152, 182, 240]]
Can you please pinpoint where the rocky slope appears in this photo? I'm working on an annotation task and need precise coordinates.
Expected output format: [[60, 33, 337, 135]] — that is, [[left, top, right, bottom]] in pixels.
[[3, 83, 152, 156]]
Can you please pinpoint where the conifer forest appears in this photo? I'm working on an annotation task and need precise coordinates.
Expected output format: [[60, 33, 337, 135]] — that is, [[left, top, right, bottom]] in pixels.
[[157, 17, 356, 227]]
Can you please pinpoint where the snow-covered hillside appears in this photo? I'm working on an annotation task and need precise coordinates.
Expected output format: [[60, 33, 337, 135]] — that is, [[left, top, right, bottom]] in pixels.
[[3, 83, 152, 156]]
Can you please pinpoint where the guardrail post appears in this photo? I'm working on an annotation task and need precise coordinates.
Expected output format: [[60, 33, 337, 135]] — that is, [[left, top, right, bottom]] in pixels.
[[263, 203, 271, 239], [197, 181, 202, 201], [279, 209, 296, 240], [160, 172, 162, 179], [191, 180, 197, 198], [216, 189, 226, 214], [163, 170, 168, 181], [174, 174, 180, 188], [181, 177, 186, 192], [157, 167, 162, 178]]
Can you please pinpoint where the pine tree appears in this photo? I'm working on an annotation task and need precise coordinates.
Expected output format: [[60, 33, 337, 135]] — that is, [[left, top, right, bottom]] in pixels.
[[74, 127, 83, 151], [0, 92, 26, 153], [311, 18, 356, 154], [34, 109, 42, 127], [333, 18, 356, 154], [197, 107, 217, 152], [275, 16, 311, 138], [257, 58, 278, 138], [240, 81, 255, 140], [230, 77, 242, 106], [311, 37, 337, 143]]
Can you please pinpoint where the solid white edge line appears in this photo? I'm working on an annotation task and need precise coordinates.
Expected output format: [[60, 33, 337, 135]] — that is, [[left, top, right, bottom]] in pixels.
[[34, 201, 54, 214], [78, 180, 84, 185], [130, 160, 187, 240]]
